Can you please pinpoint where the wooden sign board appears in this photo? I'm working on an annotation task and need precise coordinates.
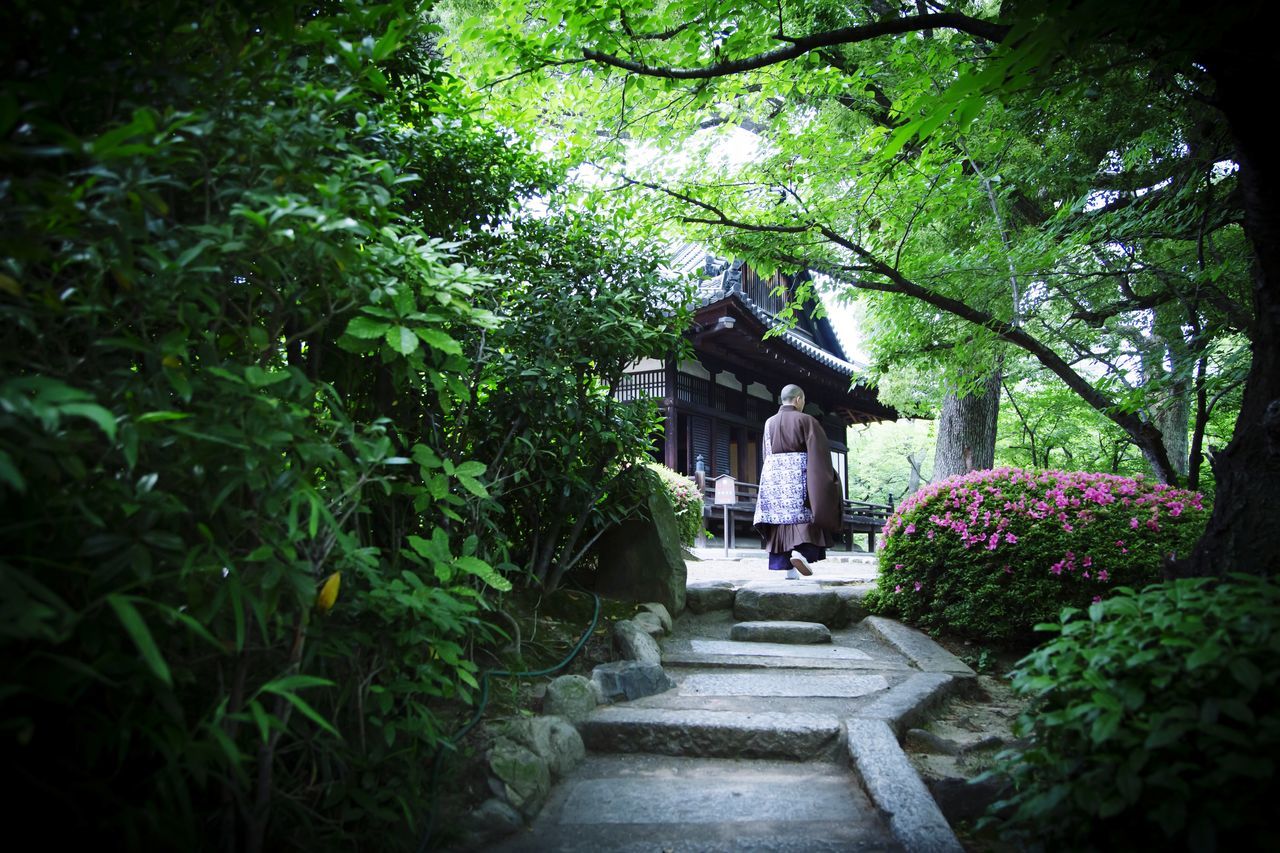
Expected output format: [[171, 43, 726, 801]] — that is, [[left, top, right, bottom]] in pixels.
[[713, 475, 736, 505]]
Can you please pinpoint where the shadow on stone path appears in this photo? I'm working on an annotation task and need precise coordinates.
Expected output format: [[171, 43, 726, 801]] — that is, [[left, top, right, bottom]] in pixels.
[[488, 572, 973, 853]]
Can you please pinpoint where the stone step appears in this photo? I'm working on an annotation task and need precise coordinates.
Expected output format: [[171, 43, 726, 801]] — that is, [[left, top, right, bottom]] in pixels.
[[578, 706, 844, 761], [489, 753, 903, 852], [614, 664, 960, 724], [730, 619, 832, 644], [733, 582, 850, 627], [661, 634, 913, 672]]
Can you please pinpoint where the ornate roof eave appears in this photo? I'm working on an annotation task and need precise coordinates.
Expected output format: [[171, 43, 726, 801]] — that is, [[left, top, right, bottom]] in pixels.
[[690, 296, 897, 424], [692, 292, 856, 375]]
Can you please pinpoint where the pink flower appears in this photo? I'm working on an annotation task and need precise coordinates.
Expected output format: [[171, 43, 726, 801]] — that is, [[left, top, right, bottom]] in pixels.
[[894, 584, 902, 594], [1062, 522, 1074, 532], [904, 523, 916, 536], [913, 581, 922, 592], [1005, 533, 1018, 544], [1098, 570, 1109, 582], [1093, 596, 1103, 604], [894, 564, 904, 570]]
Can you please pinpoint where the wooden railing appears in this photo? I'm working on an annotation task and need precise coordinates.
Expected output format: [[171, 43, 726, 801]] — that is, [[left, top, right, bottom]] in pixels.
[[695, 477, 894, 552], [614, 369, 666, 401], [676, 372, 712, 407]]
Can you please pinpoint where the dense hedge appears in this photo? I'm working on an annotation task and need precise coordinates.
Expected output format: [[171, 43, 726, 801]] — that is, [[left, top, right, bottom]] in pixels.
[[987, 576, 1280, 850], [0, 1, 683, 848], [867, 467, 1208, 641]]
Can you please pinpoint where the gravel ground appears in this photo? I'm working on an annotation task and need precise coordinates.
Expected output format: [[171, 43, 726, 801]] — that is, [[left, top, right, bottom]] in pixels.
[[686, 548, 881, 585]]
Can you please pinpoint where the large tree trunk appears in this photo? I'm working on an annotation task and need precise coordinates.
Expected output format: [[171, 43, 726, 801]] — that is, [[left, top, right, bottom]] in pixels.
[[932, 369, 1000, 482], [1178, 32, 1280, 577], [1155, 389, 1190, 479], [1147, 303, 1192, 479]]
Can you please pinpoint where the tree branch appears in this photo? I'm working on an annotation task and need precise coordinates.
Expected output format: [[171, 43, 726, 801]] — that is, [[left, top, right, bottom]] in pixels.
[[813, 227, 1180, 482], [615, 174, 1179, 479], [1070, 290, 1176, 325], [583, 13, 1010, 80]]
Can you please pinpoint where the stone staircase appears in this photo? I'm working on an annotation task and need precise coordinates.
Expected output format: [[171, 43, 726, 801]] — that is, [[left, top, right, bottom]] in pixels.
[[489, 580, 973, 852]]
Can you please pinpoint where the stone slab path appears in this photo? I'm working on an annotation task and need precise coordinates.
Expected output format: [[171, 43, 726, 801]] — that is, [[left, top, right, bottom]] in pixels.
[[492, 575, 971, 852], [490, 754, 900, 852]]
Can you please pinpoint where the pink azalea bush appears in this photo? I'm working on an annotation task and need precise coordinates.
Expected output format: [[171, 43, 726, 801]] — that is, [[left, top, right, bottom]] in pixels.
[[866, 467, 1210, 641]]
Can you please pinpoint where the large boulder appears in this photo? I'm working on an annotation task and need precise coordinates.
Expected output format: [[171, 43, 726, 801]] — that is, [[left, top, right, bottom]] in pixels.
[[591, 660, 676, 702], [613, 619, 662, 664], [593, 491, 687, 615], [544, 675, 597, 723]]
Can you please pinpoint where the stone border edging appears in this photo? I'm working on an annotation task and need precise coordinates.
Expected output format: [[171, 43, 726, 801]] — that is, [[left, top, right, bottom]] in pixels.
[[845, 718, 965, 853], [858, 671, 958, 737], [861, 616, 976, 676]]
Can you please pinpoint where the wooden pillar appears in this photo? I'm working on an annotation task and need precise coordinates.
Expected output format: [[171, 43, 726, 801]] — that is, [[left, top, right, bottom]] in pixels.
[[663, 358, 678, 470], [708, 370, 719, 474]]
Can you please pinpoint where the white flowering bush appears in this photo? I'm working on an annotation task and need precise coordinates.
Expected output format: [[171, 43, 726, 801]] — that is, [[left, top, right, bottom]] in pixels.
[[645, 462, 704, 547]]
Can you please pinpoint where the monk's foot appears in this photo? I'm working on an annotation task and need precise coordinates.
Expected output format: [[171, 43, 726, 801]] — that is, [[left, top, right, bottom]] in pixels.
[[789, 551, 813, 576]]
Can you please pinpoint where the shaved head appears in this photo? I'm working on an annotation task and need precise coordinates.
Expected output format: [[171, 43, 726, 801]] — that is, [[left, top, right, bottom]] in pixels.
[[780, 384, 805, 404]]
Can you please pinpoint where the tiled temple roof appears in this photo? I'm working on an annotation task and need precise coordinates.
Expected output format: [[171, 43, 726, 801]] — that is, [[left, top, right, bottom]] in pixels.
[[666, 244, 861, 375]]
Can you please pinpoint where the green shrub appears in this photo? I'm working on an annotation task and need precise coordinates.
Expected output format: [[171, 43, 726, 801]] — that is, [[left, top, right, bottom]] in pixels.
[[867, 467, 1208, 641], [460, 215, 690, 591], [646, 462, 704, 547], [0, 1, 681, 848], [986, 576, 1280, 850]]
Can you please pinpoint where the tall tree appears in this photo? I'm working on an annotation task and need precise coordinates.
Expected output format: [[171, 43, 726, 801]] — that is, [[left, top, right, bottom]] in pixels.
[[449, 0, 1272, 574], [933, 370, 1001, 481]]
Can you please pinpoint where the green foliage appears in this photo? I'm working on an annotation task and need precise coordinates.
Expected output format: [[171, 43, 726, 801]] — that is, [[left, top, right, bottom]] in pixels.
[[867, 468, 1208, 642], [448, 0, 1253, 489], [986, 576, 1280, 850], [997, 375, 1150, 477], [845, 417, 936, 504], [458, 213, 691, 591], [0, 0, 679, 848], [645, 462, 704, 547]]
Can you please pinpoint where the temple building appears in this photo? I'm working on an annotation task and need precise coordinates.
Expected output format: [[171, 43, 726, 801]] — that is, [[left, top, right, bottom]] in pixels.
[[617, 248, 899, 547]]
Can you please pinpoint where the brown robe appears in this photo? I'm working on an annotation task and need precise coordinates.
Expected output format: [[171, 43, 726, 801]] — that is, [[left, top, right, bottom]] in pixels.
[[755, 404, 843, 552]]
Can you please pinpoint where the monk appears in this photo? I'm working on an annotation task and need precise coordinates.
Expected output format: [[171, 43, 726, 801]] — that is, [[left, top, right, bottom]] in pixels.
[[752, 384, 843, 577]]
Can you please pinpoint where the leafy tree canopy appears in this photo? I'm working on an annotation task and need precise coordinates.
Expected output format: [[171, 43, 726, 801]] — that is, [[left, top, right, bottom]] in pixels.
[[446, 0, 1254, 491]]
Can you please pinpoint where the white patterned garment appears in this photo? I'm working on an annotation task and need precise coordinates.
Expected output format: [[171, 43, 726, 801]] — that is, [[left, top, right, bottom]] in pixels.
[[753, 420, 813, 526]]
